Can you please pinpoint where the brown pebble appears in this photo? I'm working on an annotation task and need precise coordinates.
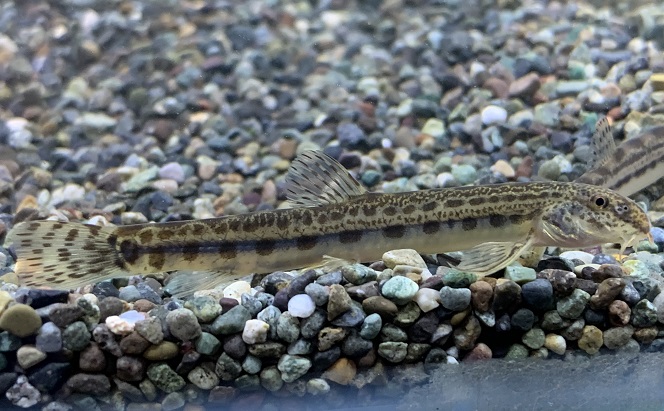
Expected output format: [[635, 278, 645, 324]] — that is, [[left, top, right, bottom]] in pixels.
[[79, 342, 107, 373], [357, 348, 377, 368], [362, 296, 398, 319], [116, 356, 146, 382], [120, 331, 151, 355], [464, 342, 492, 361], [608, 300, 631, 326], [327, 284, 352, 321], [133, 299, 156, 313], [208, 386, 238, 403], [420, 275, 444, 291], [633, 326, 658, 344], [469, 281, 493, 312], [483, 77, 509, 98], [317, 327, 347, 351], [590, 278, 625, 310], [591, 264, 624, 282], [508, 72, 541, 98], [346, 281, 380, 300], [219, 298, 238, 312], [321, 358, 357, 385]]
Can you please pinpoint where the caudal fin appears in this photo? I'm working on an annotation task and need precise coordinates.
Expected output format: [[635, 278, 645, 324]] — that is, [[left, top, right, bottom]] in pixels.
[[5, 220, 127, 290]]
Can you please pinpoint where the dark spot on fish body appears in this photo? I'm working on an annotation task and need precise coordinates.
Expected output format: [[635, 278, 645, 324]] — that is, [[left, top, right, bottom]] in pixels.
[[503, 194, 516, 203], [88, 225, 101, 236], [445, 199, 463, 208], [52, 223, 64, 230], [120, 240, 140, 264], [149, 252, 166, 270], [191, 222, 207, 233], [28, 222, 41, 231], [338, 230, 363, 244], [468, 197, 484, 206], [218, 244, 237, 260], [384, 206, 397, 216], [255, 240, 277, 256], [402, 204, 416, 214], [383, 225, 406, 238], [157, 229, 175, 241], [68, 271, 88, 279], [42, 243, 52, 248], [509, 214, 526, 225], [330, 211, 343, 221], [317, 214, 328, 224], [138, 230, 154, 244], [276, 216, 290, 231], [422, 201, 436, 212], [363, 205, 377, 216], [242, 218, 260, 233], [614, 147, 626, 163], [489, 215, 507, 227], [422, 221, 440, 234], [65, 229, 79, 242], [348, 206, 359, 217], [228, 219, 241, 232], [445, 220, 456, 229], [32, 249, 43, 255], [296, 236, 318, 250], [301, 212, 313, 226], [461, 218, 477, 231]]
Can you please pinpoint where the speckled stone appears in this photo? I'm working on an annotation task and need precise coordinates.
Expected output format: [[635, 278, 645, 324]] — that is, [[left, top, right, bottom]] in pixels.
[[65, 373, 111, 395], [360, 313, 382, 340], [62, 321, 91, 351], [184, 296, 222, 323], [603, 326, 634, 349], [48, 304, 83, 328], [146, 363, 185, 393], [277, 354, 311, 383], [187, 364, 219, 390], [377, 342, 408, 363], [556, 289, 590, 319], [608, 300, 631, 326], [79, 342, 106, 372], [215, 353, 242, 381], [166, 308, 201, 342], [590, 278, 625, 309], [453, 317, 481, 350], [116, 356, 146, 382], [381, 276, 419, 305], [327, 285, 352, 320], [631, 299, 658, 327], [134, 317, 164, 345], [0, 304, 42, 337], [469, 281, 493, 312], [578, 325, 603, 355]]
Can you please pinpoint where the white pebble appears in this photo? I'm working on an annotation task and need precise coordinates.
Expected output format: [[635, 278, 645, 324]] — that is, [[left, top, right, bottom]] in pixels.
[[242, 319, 269, 344], [481, 105, 508, 125], [544, 333, 567, 355], [288, 294, 316, 318], [105, 315, 134, 335], [119, 310, 146, 325], [413, 288, 441, 313], [159, 162, 185, 183], [559, 251, 594, 264], [223, 281, 252, 301]]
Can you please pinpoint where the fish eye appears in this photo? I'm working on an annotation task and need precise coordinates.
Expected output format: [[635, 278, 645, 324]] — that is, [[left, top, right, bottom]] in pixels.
[[592, 195, 608, 209]]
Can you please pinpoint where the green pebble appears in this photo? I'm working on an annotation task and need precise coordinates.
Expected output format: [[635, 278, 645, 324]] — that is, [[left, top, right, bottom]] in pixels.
[[235, 374, 260, 391], [631, 299, 658, 327], [242, 355, 262, 375], [556, 289, 590, 319], [421, 118, 445, 138], [381, 276, 418, 305], [537, 159, 561, 180], [504, 266, 537, 284], [377, 341, 408, 363], [360, 313, 382, 340], [341, 264, 377, 285], [522, 328, 546, 349], [505, 343, 529, 359], [215, 353, 242, 381], [433, 156, 453, 173], [623, 260, 653, 280], [209, 305, 251, 335], [185, 296, 222, 323], [360, 170, 382, 187], [194, 332, 221, 356], [393, 302, 421, 327], [451, 164, 477, 185], [260, 366, 283, 392], [277, 354, 312, 383], [147, 363, 186, 393], [442, 270, 477, 288], [533, 102, 561, 128], [162, 392, 185, 411], [0, 331, 21, 352], [0, 304, 42, 337], [62, 321, 91, 351]]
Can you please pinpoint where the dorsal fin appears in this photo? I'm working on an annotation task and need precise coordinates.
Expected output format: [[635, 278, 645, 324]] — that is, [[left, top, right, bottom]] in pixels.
[[285, 150, 367, 207], [588, 117, 616, 169]]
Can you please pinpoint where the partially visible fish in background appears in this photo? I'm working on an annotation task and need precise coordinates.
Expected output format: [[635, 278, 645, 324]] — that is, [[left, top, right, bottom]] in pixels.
[[4, 151, 652, 296]]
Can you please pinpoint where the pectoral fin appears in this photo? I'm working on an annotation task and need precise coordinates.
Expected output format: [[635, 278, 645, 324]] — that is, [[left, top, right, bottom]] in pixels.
[[457, 238, 535, 276], [164, 270, 249, 297], [301, 255, 356, 272]]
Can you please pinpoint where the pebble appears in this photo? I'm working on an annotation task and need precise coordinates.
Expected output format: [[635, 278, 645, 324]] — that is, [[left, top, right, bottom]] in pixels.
[[210, 305, 251, 335], [194, 332, 221, 356], [36, 322, 63, 352], [143, 341, 179, 361], [16, 345, 47, 369], [288, 294, 316, 318], [608, 300, 631, 326], [341, 264, 377, 285], [481, 105, 508, 125], [147, 363, 185, 393], [413, 288, 441, 312], [377, 342, 408, 363], [327, 284, 352, 320], [223, 281, 252, 301], [556, 289, 590, 319], [589, 278, 625, 309], [603, 326, 635, 349], [492, 280, 521, 312], [469, 281, 493, 312], [439, 286, 471, 311], [0, 304, 42, 337], [304, 283, 329, 306], [522, 328, 546, 349], [381, 276, 419, 305], [362, 296, 398, 319], [166, 308, 201, 342], [544, 334, 566, 355], [504, 266, 537, 284], [6, 375, 40, 407], [134, 317, 164, 345], [277, 355, 311, 383], [521, 278, 554, 311], [276, 312, 300, 343], [631, 299, 657, 327], [453, 317, 481, 350], [184, 296, 222, 323], [382, 249, 427, 269], [62, 321, 91, 351], [464, 343, 492, 361], [578, 325, 603, 355]]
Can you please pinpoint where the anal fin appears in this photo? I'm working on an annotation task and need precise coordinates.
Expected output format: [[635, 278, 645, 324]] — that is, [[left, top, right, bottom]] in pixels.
[[456, 239, 535, 276]]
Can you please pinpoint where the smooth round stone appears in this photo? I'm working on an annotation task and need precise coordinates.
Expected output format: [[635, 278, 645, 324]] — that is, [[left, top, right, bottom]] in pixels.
[[288, 294, 316, 318], [381, 276, 419, 305], [143, 341, 179, 361], [557, 289, 590, 319], [210, 305, 251, 335], [451, 164, 477, 185], [443, 270, 477, 288], [544, 334, 566, 355], [242, 355, 262, 375], [492, 280, 522, 311], [304, 283, 329, 306], [504, 266, 536, 284], [0, 304, 42, 337], [578, 325, 603, 355], [382, 249, 427, 269], [306, 378, 331, 395], [439, 286, 471, 312], [377, 342, 408, 363], [223, 281, 252, 301], [511, 308, 535, 332], [159, 162, 185, 183], [35, 322, 62, 353], [362, 296, 398, 319], [16, 345, 46, 369], [276, 312, 300, 343], [118, 285, 142, 302], [242, 319, 270, 344], [360, 313, 382, 340], [413, 288, 441, 312], [341, 264, 377, 285], [522, 328, 545, 349], [481, 105, 508, 125], [165, 309, 201, 342], [62, 321, 91, 351], [521, 278, 554, 311]]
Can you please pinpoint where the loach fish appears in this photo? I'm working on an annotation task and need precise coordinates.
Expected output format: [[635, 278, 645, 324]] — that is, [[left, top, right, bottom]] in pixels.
[[5, 150, 652, 295], [576, 117, 664, 197]]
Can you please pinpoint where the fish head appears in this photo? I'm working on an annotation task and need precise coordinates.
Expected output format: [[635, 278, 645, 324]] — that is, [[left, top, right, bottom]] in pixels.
[[535, 185, 651, 250]]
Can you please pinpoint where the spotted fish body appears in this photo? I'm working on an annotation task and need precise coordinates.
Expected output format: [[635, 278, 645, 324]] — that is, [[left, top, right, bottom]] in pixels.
[[6, 151, 651, 294], [576, 118, 664, 197]]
